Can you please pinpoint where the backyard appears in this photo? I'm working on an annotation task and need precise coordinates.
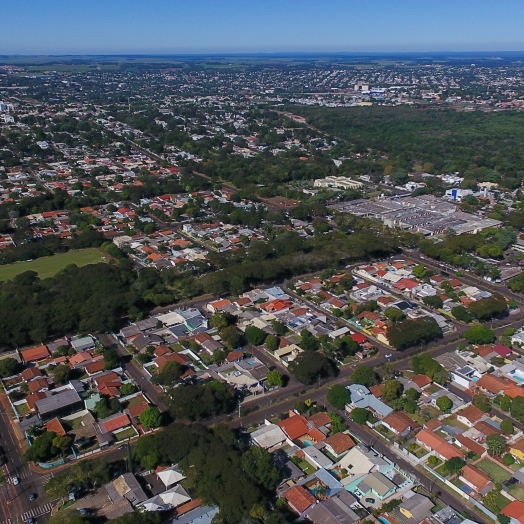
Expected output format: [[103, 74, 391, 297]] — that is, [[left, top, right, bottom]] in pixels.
[[114, 428, 137, 441], [477, 458, 512, 483], [509, 485, 524, 502], [0, 248, 106, 281]]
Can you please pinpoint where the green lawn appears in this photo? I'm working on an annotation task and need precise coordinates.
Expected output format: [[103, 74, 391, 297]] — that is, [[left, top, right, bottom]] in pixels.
[[509, 485, 524, 502], [114, 428, 137, 441], [477, 459, 512, 483], [0, 249, 106, 281], [15, 403, 29, 416]]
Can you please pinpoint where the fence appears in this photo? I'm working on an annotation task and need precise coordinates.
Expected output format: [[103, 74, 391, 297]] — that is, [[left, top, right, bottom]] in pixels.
[[38, 458, 65, 469]]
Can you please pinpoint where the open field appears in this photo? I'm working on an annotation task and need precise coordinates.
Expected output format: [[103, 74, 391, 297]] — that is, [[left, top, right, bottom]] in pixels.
[[0, 249, 106, 281]]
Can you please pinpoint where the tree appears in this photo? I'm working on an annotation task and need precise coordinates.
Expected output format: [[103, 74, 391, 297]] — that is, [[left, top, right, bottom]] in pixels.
[[95, 397, 119, 419], [387, 317, 441, 350], [132, 434, 161, 470], [327, 384, 350, 410], [500, 395, 512, 412], [405, 388, 420, 401], [381, 379, 403, 402], [468, 294, 508, 322], [265, 334, 279, 351], [52, 435, 72, 456], [499, 514, 511, 524], [139, 407, 162, 428], [500, 418, 514, 435], [384, 307, 404, 322], [464, 325, 496, 345], [511, 396, 524, 421], [444, 457, 465, 475], [412, 264, 427, 279], [244, 325, 267, 346], [328, 412, 346, 434], [487, 434, 507, 456], [411, 354, 443, 377], [210, 312, 235, 329], [165, 381, 236, 421], [288, 352, 337, 385], [24, 431, 58, 462], [119, 383, 137, 396], [299, 329, 320, 351], [503, 453, 515, 466], [436, 395, 452, 413], [404, 399, 419, 414], [103, 349, 118, 370], [152, 360, 183, 386], [267, 370, 284, 388], [52, 364, 71, 385], [423, 296, 444, 309], [451, 305, 473, 323], [242, 446, 282, 491], [0, 357, 18, 378], [473, 395, 491, 413], [351, 408, 369, 424], [351, 365, 377, 387], [271, 320, 287, 336], [221, 326, 243, 348]]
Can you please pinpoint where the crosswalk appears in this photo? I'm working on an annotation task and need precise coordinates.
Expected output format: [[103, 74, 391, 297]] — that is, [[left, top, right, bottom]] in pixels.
[[0, 503, 56, 523], [6, 464, 32, 483], [38, 473, 54, 484]]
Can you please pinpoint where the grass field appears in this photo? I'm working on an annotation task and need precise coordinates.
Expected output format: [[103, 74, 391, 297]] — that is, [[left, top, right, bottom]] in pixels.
[[0, 249, 106, 281], [477, 458, 512, 483]]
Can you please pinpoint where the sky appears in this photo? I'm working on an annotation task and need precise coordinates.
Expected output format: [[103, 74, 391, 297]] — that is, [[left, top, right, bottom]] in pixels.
[[3, 0, 524, 55]]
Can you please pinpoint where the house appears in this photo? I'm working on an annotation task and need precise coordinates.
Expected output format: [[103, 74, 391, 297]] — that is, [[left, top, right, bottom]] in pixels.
[[399, 493, 434, 521], [382, 411, 420, 437], [274, 344, 303, 367], [323, 433, 355, 458], [44, 417, 67, 436], [455, 434, 486, 457], [456, 405, 486, 428], [337, 445, 389, 482], [98, 413, 131, 435], [226, 350, 243, 363], [278, 414, 309, 441], [306, 490, 360, 524], [411, 374, 432, 389], [157, 465, 186, 488], [284, 485, 316, 517], [71, 336, 96, 353], [475, 374, 524, 398], [21, 367, 43, 381], [28, 377, 50, 393], [20, 345, 50, 363], [139, 485, 191, 512], [493, 345, 512, 358], [206, 299, 231, 313], [355, 471, 396, 501], [126, 401, 150, 420], [106, 473, 148, 507], [502, 499, 524, 524], [459, 465, 494, 495], [347, 384, 393, 419], [303, 446, 333, 470], [35, 389, 83, 422], [416, 429, 464, 460], [251, 424, 288, 451]]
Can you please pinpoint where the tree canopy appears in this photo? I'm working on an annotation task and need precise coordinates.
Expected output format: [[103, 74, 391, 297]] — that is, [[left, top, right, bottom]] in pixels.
[[288, 351, 337, 385]]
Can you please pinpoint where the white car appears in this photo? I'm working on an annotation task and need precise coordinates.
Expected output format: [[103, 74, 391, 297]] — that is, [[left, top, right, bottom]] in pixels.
[[385, 354, 392, 359], [12, 476, 19, 485]]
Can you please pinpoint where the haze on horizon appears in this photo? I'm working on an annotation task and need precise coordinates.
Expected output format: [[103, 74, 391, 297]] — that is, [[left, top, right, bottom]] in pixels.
[[2, 0, 524, 55]]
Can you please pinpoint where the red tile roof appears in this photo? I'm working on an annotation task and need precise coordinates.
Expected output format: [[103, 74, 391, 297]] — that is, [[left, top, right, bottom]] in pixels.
[[99, 413, 130, 433], [502, 500, 524, 524], [457, 405, 485, 424], [416, 429, 464, 460], [126, 401, 149, 419], [455, 434, 485, 457], [461, 464, 492, 491], [277, 414, 309, 440], [411, 374, 432, 388], [85, 360, 105, 374], [308, 412, 332, 428], [284, 485, 316, 514], [21, 367, 43, 381], [20, 345, 50, 362], [324, 432, 355, 454], [226, 350, 243, 362], [44, 417, 66, 436]]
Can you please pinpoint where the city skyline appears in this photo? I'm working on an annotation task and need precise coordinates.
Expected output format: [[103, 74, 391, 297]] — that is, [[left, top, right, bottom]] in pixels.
[[3, 0, 524, 55]]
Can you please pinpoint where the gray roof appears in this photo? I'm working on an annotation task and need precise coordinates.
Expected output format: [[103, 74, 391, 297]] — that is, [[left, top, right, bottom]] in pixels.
[[134, 318, 159, 331], [307, 490, 360, 524], [314, 468, 344, 495], [172, 506, 219, 524], [105, 473, 147, 506], [35, 389, 82, 415], [358, 471, 396, 497], [400, 493, 434, 520], [348, 384, 393, 418]]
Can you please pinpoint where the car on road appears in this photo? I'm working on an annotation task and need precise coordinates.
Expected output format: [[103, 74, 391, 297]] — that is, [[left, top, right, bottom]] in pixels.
[[27, 518, 34, 524], [118, 444, 127, 450], [12, 476, 19, 485], [385, 353, 392, 359], [29, 493, 37, 501]]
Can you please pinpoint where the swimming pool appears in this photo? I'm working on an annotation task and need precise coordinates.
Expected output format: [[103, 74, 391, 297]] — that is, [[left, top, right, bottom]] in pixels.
[[303, 440, 312, 447], [378, 517, 392, 524]]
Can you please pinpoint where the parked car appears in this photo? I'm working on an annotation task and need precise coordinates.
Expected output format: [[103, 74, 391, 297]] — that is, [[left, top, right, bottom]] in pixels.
[[29, 493, 37, 501], [118, 444, 127, 450], [12, 476, 19, 485]]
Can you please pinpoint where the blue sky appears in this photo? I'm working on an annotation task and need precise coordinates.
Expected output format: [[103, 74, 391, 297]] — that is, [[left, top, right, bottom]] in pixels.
[[2, 0, 524, 54]]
